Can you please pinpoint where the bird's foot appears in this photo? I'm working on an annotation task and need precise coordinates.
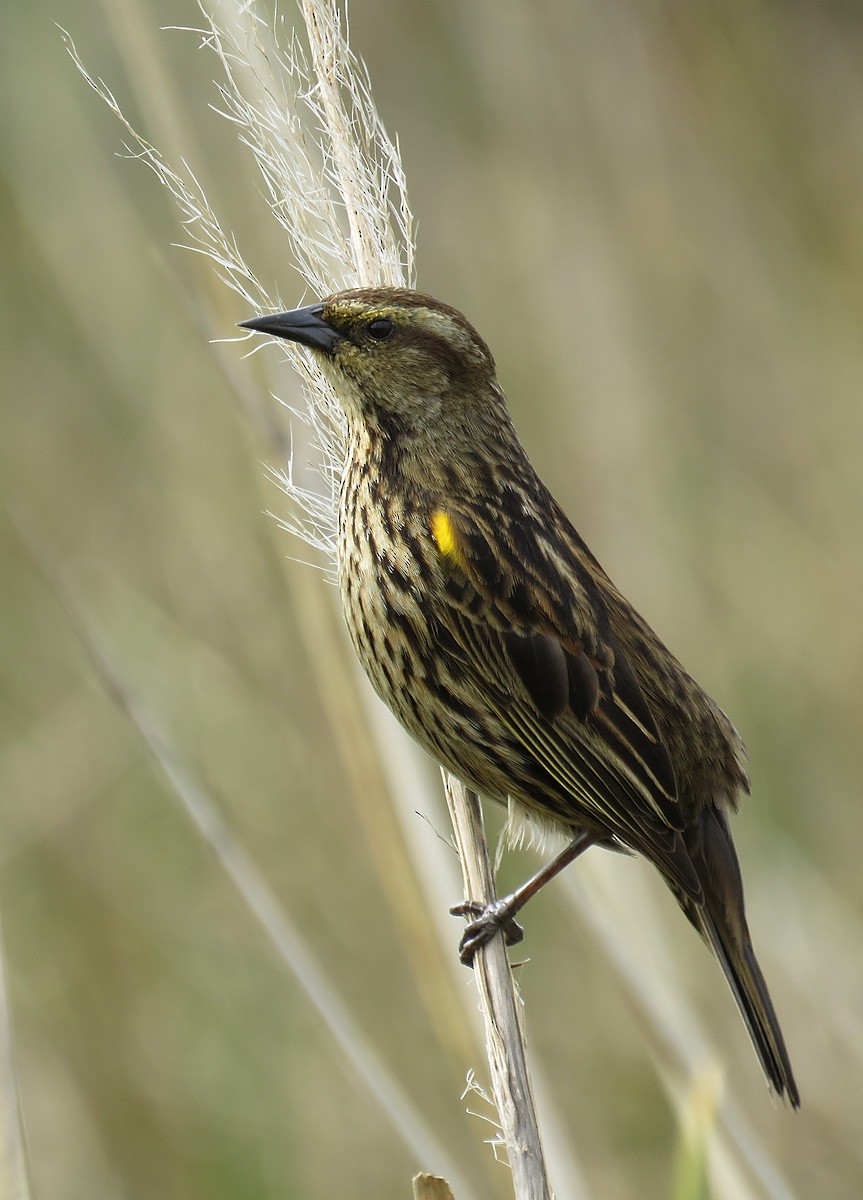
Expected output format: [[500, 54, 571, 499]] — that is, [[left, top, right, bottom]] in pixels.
[[449, 898, 525, 967]]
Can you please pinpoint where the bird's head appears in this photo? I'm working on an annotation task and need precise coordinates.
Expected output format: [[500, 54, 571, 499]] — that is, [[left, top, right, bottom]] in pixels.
[[240, 288, 503, 445]]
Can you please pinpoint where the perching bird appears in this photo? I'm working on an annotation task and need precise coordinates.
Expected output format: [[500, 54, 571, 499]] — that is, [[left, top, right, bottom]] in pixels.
[[240, 287, 799, 1106]]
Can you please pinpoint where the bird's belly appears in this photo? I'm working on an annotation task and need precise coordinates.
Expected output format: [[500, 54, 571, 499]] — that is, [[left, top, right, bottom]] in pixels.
[[337, 526, 574, 830]]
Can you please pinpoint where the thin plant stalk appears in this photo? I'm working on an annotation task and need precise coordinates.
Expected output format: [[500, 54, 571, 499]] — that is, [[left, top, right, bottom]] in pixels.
[[66, 1, 557, 1193], [443, 775, 552, 1200], [0, 919, 31, 1200]]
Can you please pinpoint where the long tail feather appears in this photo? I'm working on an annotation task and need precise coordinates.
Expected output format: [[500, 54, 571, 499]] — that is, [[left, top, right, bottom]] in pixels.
[[701, 909, 800, 1106], [682, 806, 800, 1106]]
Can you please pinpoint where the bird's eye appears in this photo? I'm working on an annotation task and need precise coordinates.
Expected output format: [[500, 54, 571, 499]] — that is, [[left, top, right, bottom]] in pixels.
[[367, 317, 395, 341]]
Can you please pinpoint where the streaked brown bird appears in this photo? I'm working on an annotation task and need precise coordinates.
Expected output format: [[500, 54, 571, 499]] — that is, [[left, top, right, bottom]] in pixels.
[[241, 287, 799, 1106]]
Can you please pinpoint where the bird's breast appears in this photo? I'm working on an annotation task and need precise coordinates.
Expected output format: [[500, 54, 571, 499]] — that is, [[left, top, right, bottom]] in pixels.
[[337, 463, 441, 715]]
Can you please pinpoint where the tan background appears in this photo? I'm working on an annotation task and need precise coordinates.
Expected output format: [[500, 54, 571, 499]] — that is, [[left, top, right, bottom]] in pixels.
[[1, 1, 862, 1197]]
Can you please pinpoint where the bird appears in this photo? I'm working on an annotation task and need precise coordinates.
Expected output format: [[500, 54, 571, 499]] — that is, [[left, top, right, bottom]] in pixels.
[[240, 287, 799, 1106]]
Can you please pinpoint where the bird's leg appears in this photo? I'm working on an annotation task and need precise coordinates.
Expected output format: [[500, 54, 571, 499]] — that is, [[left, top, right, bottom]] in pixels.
[[450, 829, 595, 966]]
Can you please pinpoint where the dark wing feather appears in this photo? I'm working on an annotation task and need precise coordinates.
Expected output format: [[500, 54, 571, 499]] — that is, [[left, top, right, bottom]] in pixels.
[[504, 630, 570, 721], [431, 504, 699, 900], [600, 633, 679, 808]]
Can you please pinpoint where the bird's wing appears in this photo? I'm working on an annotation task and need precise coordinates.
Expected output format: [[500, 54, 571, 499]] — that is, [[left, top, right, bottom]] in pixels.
[[427, 504, 701, 900]]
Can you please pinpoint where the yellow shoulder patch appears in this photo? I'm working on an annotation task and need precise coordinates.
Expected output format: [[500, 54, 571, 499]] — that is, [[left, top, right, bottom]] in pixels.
[[430, 509, 465, 567]]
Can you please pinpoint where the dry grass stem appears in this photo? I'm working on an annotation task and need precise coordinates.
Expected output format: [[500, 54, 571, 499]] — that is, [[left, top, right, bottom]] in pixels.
[[65, 1, 557, 1193], [413, 1173, 457, 1200], [0, 923, 31, 1200], [443, 775, 551, 1200]]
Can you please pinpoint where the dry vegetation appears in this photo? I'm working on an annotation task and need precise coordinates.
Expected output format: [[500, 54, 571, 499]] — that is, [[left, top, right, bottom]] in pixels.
[[1, 1, 862, 1198]]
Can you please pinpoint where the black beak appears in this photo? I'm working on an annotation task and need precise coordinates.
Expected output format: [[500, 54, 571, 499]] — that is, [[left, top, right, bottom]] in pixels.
[[238, 304, 341, 354]]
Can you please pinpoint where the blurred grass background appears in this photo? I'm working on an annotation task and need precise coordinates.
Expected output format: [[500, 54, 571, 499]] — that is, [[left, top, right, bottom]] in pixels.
[[2, 0, 863, 1197]]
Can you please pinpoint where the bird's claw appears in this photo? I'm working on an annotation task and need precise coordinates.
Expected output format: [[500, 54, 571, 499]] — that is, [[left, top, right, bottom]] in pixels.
[[449, 899, 525, 967]]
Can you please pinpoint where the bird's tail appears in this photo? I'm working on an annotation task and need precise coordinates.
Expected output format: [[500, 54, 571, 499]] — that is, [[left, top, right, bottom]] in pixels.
[[683, 806, 800, 1107]]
